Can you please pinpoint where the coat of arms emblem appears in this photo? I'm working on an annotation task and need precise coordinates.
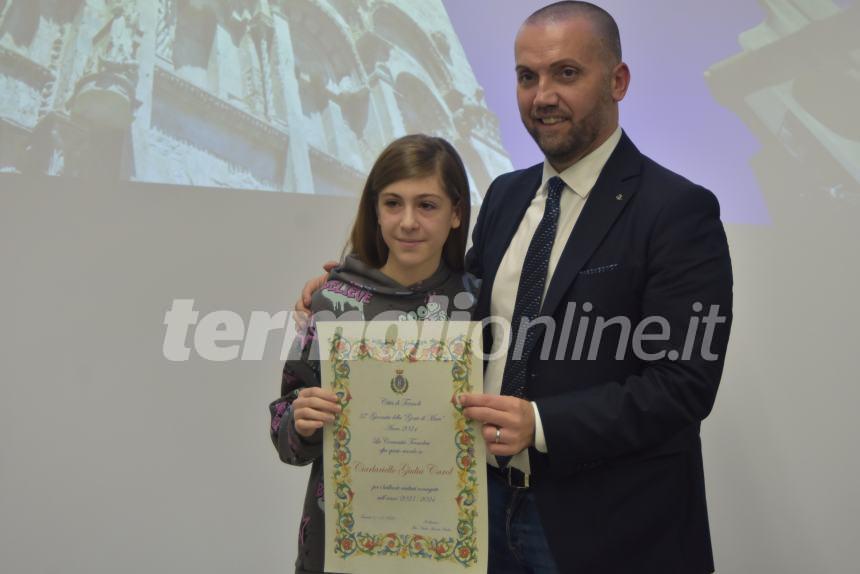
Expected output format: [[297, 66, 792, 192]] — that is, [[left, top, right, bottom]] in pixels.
[[390, 369, 409, 394]]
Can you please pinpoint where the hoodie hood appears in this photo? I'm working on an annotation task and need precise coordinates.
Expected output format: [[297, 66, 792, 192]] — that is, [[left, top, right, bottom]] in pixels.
[[328, 254, 454, 296], [310, 254, 474, 321]]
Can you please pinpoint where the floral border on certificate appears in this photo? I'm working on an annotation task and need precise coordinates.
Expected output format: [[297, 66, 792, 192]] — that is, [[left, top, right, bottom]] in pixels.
[[327, 329, 479, 567]]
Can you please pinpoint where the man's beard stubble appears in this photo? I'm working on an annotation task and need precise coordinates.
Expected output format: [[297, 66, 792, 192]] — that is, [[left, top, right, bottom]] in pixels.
[[526, 91, 614, 169], [528, 115, 601, 168]]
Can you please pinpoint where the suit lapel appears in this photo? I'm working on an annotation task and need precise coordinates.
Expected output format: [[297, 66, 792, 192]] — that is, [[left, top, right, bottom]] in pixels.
[[475, 164, 542, 320], [540, 132, 644, 318]]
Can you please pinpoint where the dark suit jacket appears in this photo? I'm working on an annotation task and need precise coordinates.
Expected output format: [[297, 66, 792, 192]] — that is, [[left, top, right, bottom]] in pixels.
[[466, 132, 733, 574]]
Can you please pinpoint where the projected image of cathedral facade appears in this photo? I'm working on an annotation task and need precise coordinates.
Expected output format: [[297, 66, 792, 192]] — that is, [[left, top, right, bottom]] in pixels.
[[0, 0, 513, 200], [706, 0, 859, 212]]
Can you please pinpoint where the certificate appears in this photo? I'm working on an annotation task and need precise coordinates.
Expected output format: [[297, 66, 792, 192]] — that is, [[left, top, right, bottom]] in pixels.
[[317, 321, 487, 574]]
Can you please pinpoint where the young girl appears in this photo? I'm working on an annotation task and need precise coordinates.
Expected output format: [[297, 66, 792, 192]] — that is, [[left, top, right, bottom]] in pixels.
[[268, 134, 475, 574]]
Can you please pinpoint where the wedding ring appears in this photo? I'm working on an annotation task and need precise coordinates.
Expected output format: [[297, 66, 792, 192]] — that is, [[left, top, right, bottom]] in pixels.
[[494, 427, 502, 444]]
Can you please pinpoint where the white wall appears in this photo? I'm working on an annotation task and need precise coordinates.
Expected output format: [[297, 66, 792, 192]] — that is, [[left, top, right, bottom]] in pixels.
[[2, 173, 859, 573]]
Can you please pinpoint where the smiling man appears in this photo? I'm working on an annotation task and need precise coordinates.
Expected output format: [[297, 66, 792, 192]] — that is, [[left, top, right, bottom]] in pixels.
[[458, 2, 733, 573], [515, 10, 624, 171]]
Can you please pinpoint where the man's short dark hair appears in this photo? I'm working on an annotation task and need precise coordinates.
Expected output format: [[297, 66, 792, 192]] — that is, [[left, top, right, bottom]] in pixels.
[[525, 1, 622, 65]]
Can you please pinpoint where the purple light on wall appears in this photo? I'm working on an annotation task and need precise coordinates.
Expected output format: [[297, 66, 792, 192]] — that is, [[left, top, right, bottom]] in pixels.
[[442, 0, 770, 224]]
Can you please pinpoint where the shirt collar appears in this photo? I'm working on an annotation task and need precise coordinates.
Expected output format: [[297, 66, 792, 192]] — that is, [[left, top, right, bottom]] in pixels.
[[540, 126, 623, 199]]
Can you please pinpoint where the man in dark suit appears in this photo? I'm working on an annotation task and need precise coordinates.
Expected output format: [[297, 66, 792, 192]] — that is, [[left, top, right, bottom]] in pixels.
[[457, 2, 732, 573]]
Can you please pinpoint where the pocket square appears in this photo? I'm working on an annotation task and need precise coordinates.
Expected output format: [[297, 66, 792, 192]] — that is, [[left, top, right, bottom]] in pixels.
[[578, 263, 620, 276]]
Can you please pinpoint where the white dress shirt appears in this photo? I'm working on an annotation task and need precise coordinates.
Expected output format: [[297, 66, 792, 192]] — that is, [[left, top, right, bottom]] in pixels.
[[485, 127, 622, 472]]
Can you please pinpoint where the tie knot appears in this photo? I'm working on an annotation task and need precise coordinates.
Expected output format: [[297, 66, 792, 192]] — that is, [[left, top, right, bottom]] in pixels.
[[547, 176, 565, 204]]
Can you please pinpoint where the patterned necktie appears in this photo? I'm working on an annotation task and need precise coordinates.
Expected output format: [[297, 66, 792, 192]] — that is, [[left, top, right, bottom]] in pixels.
[[497, 176, 565, 467]]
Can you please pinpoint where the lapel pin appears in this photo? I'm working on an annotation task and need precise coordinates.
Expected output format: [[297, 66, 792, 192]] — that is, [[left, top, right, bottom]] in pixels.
[[615, 193, 624, 201]]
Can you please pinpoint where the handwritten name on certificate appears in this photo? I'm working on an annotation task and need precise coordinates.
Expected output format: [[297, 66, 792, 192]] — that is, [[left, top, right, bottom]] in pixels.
[[317, 321, 487, 574]]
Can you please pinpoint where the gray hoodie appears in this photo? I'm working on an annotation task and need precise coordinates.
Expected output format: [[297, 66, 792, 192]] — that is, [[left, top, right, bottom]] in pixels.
[[268, 255, 477, 574]]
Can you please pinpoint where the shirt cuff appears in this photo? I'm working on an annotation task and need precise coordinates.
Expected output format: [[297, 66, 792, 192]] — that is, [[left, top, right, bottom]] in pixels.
[[531, 401, 548, 453]]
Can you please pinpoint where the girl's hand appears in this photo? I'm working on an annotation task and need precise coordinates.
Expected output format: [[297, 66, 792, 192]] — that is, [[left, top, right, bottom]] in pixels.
[[292, 387, 342, 437]]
